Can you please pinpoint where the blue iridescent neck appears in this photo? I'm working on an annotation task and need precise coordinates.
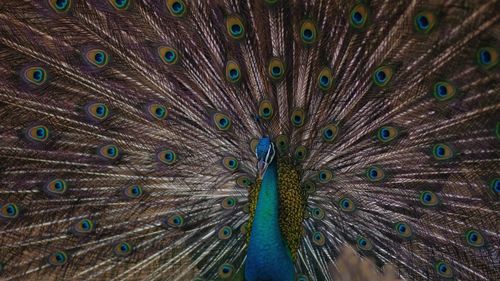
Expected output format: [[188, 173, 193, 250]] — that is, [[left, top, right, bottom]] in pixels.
[[245, 157, 295, 281]]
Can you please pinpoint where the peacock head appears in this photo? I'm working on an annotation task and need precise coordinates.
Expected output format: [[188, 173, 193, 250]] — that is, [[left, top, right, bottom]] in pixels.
[[255, 136, 276, 179]]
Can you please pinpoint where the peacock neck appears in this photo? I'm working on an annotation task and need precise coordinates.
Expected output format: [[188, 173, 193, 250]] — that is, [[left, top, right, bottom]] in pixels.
[[245, 157, 295, 281]]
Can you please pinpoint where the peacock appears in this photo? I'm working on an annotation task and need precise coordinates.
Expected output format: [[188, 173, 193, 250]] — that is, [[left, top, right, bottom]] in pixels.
[[0, 0, 498, 280]]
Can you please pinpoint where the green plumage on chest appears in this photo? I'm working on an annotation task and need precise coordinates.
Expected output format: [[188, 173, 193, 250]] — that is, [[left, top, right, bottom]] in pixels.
[[246, 157, 306, 261]]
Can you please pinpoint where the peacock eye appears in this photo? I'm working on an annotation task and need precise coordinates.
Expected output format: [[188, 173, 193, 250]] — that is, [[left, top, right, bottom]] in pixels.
[[377, 126, 398, 143], [218, 263, 234, 279], [291, 108, 306, 127], [217, 226, 233, 240], [213, 112, 232, 131], [85, 49, 109, 68], [312, 231, 325, 246], [434, 261, 453, 278], [366, 166, 384, 182], [394, 222, 413, 239], [114, 242, 132, 256], [1, 203, 19, 219], [49, 0, 72, 13], [87, 103, 110, 121], [419, 191, 439, 207], [300, 20, 317, 44], [27, 125, 49, 142], [356, 236, 373, 251], [109, 0, 130, 11], [349, 3, 369, 29], [225, 60, 241, 83], [45, 179, 68, 195], [156, 149, 177, 165], [165, 214, 184, 228], [158, 46, 179, 65], [99, 144, 119, 160], [464, 229, 485, 248], [268, 58, 285, 80], [476, 47, 498, 70], [226, 16, 245, 40], [166, 0, 187, 17], [339, 197, 355, 212], [432, 143, 453, 160], [221, 197, 237, 209], [414, 11, 437, 33], [23, 66, 47, 85], [373, 65, 394, 87], [48, 251, 68, 266], [124, 185, 143, 199]]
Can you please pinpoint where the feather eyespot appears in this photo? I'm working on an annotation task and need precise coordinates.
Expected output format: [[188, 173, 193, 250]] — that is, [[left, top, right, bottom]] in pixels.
[[268, 58, 285, 80], [434, 261, 453, 278], [275, 135, 289, 155], [432, 143, 453, 160], [318, 67, 334, 91], [217, 226, 233, 240], [377, 126, 398, 143], [85, 49, 109, 68], [433, 81, 457, 101], [339, 197, 355, 212], [48, 0, 72, 13], [0, 203, 19, 219], [113, 242, 132, 256], [218, 263, 234, 279], [221, 197, 237, 209], [158, 47, 179, 65], [166, 214, 184, 228], [258, 100, 274, 120], [27, 125, 49, 142], [222, 156, 239, 171], [44, 179, 68, 196], [311, 207, 325, 220], [87, 103, 110, 121], [394, 222, 413, 239], [148, 103, 168, 120], [213, 112, 232, 131], [249, 138, 259, 154], [366, 166, 384, 182], [476, 47, 498, 70], [317, 170, 333, 184], [294, 146, 307, 162], [489, 178, 499, 196], [225, 60, 241, 83], [124, 185, 143, 199], [157, 149, 177, 165], [99, 144, 119, 160], [48, 251, 68, 266], [312, 231, 326, 246], [303, 180, 316, 195], [373, 65, 394, 87], [419, 191, 439, 207], [356, 236, 373, 251], [464, 229, 485, 248], [291, 108, 306, 127], [321, 123, 338, 142], [73, 219, 94, 235], [226, 16, 245, 40], [300, 20, 318, 44], [236, 176, 253, 188], [108, 0, 130, 10], [166, 0, 186, 17], [414, 11, 437, 33], [349, 4, 369, 29], [23, 66, 47, 86]]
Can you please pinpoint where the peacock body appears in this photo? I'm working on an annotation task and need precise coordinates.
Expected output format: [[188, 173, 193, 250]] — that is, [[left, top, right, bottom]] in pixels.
[[0, 0, 499, 281]]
